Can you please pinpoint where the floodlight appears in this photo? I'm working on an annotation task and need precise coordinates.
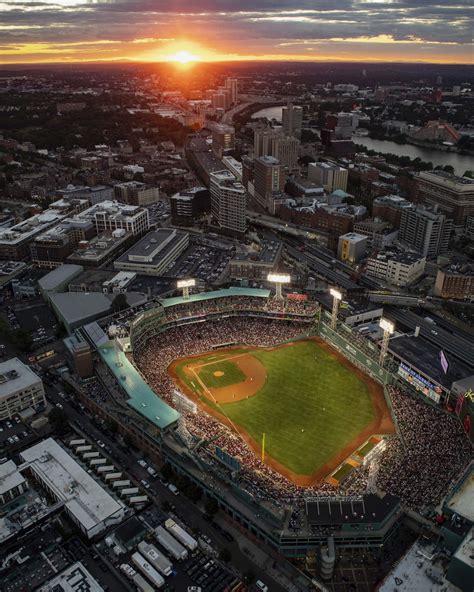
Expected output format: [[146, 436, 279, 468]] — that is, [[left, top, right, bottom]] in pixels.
[[177, 279, 196, 289], [267, 273, 291, 284], [330, 288, 342, 301], [379, 318, 395, 334]]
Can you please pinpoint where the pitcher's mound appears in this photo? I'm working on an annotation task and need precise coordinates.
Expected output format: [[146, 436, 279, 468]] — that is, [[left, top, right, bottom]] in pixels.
[[213, 371, 224, 377]]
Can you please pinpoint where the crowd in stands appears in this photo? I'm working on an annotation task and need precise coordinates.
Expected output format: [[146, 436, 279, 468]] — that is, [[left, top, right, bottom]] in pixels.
[[377, 385, 471, 513], [135, 314, 472, 515], [162, 295, 319, 323]]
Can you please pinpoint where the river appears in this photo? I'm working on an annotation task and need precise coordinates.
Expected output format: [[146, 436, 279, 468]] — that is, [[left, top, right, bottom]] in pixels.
[[251, 106, 473, 175]]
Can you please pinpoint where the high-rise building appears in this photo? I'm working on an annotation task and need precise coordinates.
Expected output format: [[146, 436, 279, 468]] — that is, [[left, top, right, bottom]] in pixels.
[[415, 170, 474, 227], [210, 170, 247, 235], [282, 103, 303, 139], [170, 187, 210, 225], [308, 162, 348, 193], [434, 262, 473, 299], [254, 129, 299, 169], [254, 156, 285, 213], [113, 181, 159, 206], [225, 78, 238, 104], [211, 124, 235, 158], [398, 205, 452, 257]]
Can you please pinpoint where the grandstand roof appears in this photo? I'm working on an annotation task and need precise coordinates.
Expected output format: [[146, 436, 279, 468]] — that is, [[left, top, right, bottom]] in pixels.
[[159, 287, 271, 308], [306, 493, 399, 526], [99, 342, 179, 430]]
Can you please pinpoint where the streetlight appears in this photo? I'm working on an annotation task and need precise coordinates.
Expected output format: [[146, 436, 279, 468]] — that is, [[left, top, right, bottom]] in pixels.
[[267, 273, 291, 300], [177, 278, 195, 300], [379, 317, 395, 365], [329, 288, 342, 330]]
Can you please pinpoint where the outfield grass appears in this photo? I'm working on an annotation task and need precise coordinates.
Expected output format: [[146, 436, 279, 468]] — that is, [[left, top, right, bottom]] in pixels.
[[173, 340, 377, 477], [197, 359, 247, 389], [221, 340, 375, 476]]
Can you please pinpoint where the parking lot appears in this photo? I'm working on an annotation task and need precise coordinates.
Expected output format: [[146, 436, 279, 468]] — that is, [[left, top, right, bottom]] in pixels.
[[4, 300, 58, 348], [166, 240, 233, 285]]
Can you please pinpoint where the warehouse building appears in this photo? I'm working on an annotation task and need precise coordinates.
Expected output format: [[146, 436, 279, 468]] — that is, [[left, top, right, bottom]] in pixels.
[[20, 438, 127, 539]]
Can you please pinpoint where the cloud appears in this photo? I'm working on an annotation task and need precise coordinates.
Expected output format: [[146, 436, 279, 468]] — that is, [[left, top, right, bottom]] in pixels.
[[0, 0, 472, 63]]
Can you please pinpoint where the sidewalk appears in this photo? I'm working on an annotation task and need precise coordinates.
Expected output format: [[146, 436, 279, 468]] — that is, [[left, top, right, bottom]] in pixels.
[[217, 515, 313, 592]]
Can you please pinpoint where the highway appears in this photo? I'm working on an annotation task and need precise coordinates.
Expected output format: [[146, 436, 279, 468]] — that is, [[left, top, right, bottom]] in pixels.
[[384, 306, 474, 369]]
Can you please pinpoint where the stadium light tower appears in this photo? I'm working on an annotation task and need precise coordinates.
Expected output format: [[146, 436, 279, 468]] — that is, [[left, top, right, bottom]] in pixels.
[[267, 273, 290, 300], [177, 278, 195, 300], [329, 288, 342, 330], [379, 318, 395, 365]]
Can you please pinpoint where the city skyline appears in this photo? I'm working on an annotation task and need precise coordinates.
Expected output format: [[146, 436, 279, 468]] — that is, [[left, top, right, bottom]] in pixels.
[[0, 0, 472, 65]]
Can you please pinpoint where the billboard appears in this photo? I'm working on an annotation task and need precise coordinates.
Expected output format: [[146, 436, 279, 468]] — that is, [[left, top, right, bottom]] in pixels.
[[215, 446, 241, 472], [397, 363, 442, 403], [440, 350, 449, 375]]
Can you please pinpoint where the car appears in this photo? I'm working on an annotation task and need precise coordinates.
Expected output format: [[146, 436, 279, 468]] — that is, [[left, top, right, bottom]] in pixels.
[[55, 403, 63, 409], [255, 580, 268, 592], [140, 479, 151, 489], [138, 459, 147, 468], [167, 483, 179, 495]]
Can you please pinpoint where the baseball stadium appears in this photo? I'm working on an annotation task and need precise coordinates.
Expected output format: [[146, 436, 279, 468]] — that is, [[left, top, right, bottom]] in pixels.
[[82, 285, 472, 561]]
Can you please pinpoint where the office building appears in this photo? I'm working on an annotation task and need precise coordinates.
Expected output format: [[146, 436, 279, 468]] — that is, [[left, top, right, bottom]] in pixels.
[[282, 103, 303, 139], [434, 262, 474, 299], [416, 171, 474, 227], [254, 129, 299, 169], [222, 156, 243, 181], [366, 250, 426, 287], [170, 187, 210, 225], [353, 219, 398, 249], [115, 229, 189, 276], [253, 156, 285, 214], [229, 239, 283, 281], [0, 461, 28, 507], [398, 205, 452, 257], [67, 230, 131, 268], [113, 181, 159, 206], [372, 195, 414, 227], [76, 201, 150, 236], [20, 438, 126, 539], [30, 219, 96, 269], [211, 124, 235, 158], [225, 77, 238, 104], [210, 170, 247, 235], [337, 233, 368, 263], [0, 358, 46, 421], [308, 162, 348, 193], [64, 334, 94, 378]]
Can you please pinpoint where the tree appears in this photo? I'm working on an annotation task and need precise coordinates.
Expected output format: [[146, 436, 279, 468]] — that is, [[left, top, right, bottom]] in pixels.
[[443, 165, 455, 174], [463, 170, 473, 179], [112, 293, 128, 312]]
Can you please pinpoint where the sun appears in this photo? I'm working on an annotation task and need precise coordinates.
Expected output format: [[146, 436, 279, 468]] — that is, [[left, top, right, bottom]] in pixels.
[[168, 50, 199, 64]]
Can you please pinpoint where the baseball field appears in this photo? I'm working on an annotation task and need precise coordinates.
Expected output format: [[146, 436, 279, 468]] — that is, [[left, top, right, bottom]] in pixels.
[[169, 337, 393, 485]]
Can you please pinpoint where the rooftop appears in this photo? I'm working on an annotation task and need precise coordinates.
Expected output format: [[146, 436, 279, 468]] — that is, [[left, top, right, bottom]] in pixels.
[[445, 466, 474, 523], [98, 343, 179, 430], [20, 438, 125, 533], [378, 538, 459, 592], [0, 358, 41, 400], [38, 264, 83, 292], [306, 493, 399, 526], [49, 292, 112, 327], [0, 460, 26, 496], [160, 287, 271, 308], [38, 561, 105, 592], [116, 229, 188, 266]]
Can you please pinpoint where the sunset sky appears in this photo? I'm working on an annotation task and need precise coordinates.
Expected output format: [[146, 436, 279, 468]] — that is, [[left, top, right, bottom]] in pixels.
[[0, 0, 472, 65]]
